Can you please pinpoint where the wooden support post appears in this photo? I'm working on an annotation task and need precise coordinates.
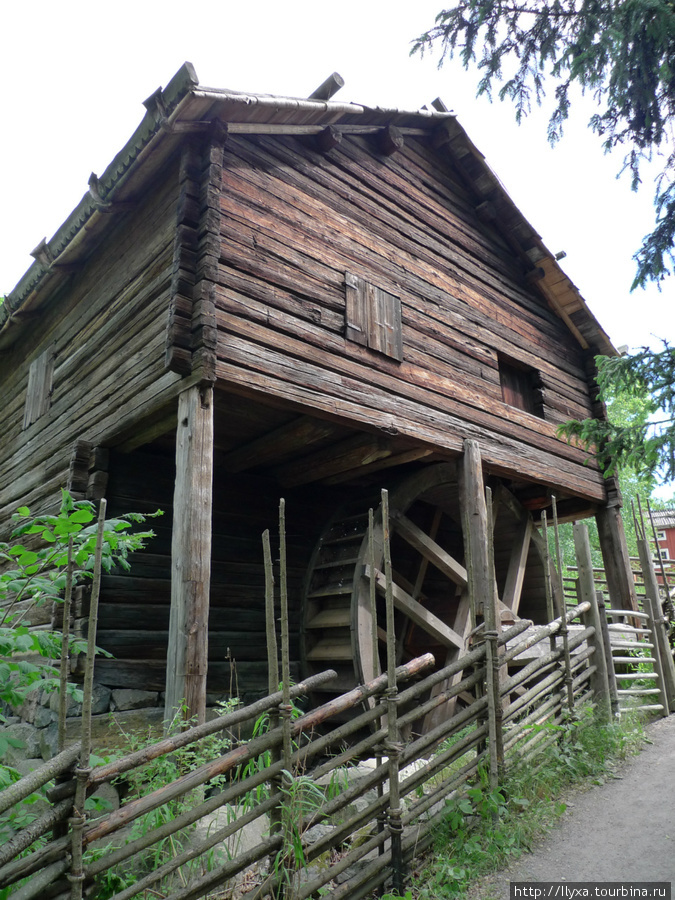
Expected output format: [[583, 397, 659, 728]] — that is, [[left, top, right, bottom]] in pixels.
[[459, 440, 490, 624], [596, 592, 620, 717], [595, 503, 639, 613], [165, 384, 214, 727], [382, 489, 404, 895], [573, 523, 611, 719], [484, 488, 504, 787], [552, 498, 575, 715], [636, 531, 675, 712]]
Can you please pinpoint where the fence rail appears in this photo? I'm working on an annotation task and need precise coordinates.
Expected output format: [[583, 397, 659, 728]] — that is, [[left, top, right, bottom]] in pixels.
[[2, 496, 674, 900], [1, 599, 601, 900]]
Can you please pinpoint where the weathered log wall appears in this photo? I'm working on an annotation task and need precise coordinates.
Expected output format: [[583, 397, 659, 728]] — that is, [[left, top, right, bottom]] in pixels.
[[213, 134, 605, 501], [93, 445, 342, 700], [0, 163, 183, 532]]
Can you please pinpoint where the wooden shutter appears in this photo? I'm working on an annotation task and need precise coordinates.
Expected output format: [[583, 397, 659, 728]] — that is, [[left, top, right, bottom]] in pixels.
[[23, 346, 55, 428], [345, 273, 402, 362], [345, 272, 369, 346]]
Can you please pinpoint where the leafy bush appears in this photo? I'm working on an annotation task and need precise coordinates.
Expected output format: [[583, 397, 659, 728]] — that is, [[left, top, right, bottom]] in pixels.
[[0, 489, 159, 718]]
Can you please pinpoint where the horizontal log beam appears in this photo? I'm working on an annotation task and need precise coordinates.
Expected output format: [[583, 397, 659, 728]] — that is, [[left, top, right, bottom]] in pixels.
[[273, 433, 392, 487], [221, 415, 340, 473]]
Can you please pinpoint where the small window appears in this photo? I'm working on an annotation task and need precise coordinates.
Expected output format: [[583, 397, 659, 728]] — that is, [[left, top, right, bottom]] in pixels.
[[656, 530, 667, 541], [23, 346, 55, 428], [498, 355, 543, 417], [660, 549, 670, 560], [345, 273, 402, 361]]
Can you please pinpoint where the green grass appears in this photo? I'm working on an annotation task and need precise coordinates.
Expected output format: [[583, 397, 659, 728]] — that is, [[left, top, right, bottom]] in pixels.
[[392, 706, 647, 900]]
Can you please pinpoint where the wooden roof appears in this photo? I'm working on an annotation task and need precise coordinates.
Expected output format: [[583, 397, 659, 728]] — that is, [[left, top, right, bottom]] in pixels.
[[0, 62, 615, 357]]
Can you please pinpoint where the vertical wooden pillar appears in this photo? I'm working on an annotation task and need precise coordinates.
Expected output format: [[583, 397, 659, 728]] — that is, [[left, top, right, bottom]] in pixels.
[[573, 522, 612, 719], [585, 352, 639, 614], [165, 383, 214, 727], [596, 498, 639, 614], [636, 531, 675, 712], [459, 439, 490, 624]]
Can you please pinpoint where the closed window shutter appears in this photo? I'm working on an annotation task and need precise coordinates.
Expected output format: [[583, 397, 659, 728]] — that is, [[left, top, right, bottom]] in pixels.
[[345, 272, 369, 347], [23, 346, 55, 428], [345, 273, 402, 362]]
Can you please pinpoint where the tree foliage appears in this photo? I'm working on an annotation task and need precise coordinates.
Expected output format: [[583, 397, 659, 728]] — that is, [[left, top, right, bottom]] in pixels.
[[553, 383, 662, 570], [0, 490, 160, 723], [559, 343, 675, 482], [412, 0, 675, 288]]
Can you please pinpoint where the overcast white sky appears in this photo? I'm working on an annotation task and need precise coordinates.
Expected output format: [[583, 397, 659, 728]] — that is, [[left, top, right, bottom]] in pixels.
[[1, 0, 672, 356]]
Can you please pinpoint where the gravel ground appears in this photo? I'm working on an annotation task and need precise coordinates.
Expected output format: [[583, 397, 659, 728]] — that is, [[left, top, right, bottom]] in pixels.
[[466, 713, 675, 899]]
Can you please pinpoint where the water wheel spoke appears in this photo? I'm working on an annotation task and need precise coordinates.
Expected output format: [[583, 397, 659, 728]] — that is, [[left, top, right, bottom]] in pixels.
[[411, 506, 443, 600], [391, 511, 468, 587], [422, 590, 473, 731], [365, 564, 464, 650]]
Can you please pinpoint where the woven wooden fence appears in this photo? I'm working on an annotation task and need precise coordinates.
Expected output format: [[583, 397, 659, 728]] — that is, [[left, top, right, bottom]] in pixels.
[[0, 600, 600, 900], [3, 492, 671, 900]]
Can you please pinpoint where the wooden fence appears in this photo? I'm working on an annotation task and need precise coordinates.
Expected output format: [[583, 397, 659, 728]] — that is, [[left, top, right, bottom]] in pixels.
[[1, 497, 674, 900]]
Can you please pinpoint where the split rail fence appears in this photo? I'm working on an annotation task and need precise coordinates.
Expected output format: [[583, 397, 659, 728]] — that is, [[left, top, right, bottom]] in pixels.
[[1, 498, 674, 900]]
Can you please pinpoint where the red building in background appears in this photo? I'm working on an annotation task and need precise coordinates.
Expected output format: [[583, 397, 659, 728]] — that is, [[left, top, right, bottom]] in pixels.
[[651, 510, 675, 562]]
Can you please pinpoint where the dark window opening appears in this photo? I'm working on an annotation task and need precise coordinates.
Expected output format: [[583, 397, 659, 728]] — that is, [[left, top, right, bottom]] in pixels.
[[498, 355, 543, 417]]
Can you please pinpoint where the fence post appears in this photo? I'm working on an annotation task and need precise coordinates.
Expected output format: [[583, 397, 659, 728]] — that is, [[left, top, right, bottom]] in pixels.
[[540, 512, 556, 624], [484, 488, 503, 788], [369, 508, 387, 865], [596, 592, 620, 718], [551, 498, 575, 715], [278, 499, 297, 898], [69, 499, 106, 900], [572, 522, 612, 721], [381, 490, 404, 895], [263, 528, 283, 853]]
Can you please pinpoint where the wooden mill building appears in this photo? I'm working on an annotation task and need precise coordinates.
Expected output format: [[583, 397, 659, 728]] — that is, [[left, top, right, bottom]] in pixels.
[[0, 63, 638, 725]]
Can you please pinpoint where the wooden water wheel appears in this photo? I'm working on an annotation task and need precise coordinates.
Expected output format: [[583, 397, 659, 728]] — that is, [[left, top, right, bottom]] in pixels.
[[301, 463, 554, 729]]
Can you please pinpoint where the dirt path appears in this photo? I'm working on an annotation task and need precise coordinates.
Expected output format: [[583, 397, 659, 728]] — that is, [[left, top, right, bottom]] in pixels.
[[469, 714, 675, 897]]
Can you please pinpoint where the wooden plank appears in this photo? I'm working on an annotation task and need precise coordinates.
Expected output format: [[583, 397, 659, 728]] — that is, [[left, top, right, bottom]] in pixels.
[[23, 345, 55, 427], [272, 434, 392, 487], [271, 134, 580, 352], [392, 512, 468, 587], [365, 565, 464, 650], [221, 416, 339, 472], [214, 309, 600, 474], [0, 169, 178, 525], [501, 518, 532, 615], [323, 447, 434, 484], [214, 350, 607, 501], [226, 136, 546, 328], [220, 137, 587, 365], [344, 272, 368, 347], [165, 384, 214, 726]]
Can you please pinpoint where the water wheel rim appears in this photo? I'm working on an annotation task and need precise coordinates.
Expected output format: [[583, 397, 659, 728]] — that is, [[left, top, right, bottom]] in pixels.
[[351, 462, 466, 687]]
